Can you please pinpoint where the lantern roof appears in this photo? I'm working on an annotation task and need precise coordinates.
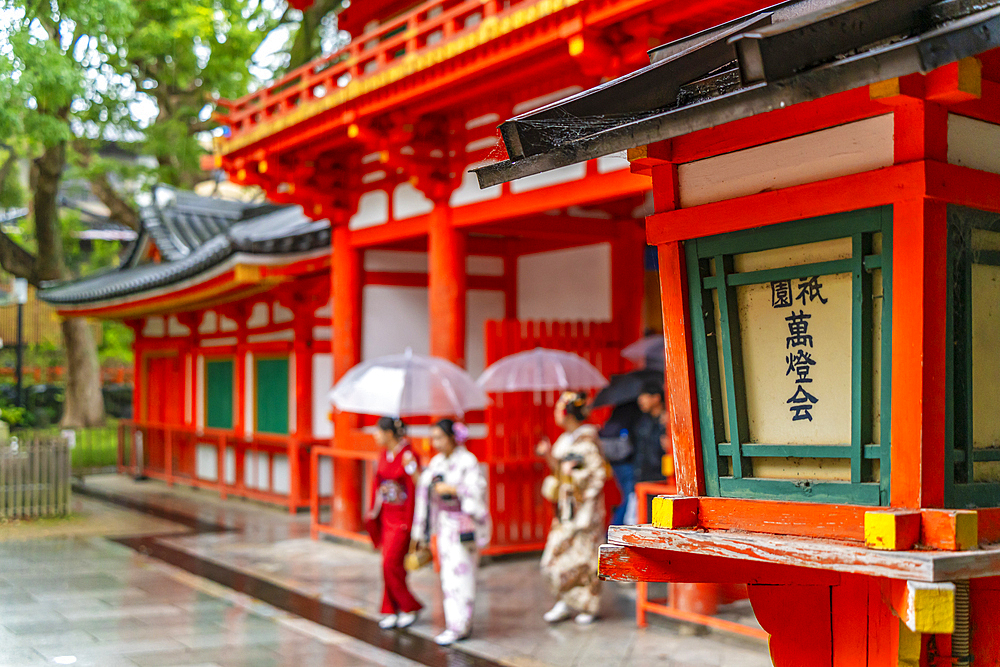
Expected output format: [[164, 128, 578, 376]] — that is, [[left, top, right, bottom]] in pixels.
[[476, 0, 1000, 187]]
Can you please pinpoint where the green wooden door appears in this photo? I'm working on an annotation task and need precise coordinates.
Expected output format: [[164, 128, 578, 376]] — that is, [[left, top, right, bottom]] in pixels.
[[205, 359, 234, 430], [256, 357, 289, 434]]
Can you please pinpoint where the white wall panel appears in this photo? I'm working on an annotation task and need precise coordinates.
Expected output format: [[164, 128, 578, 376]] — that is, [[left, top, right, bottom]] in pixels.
[[362, 286, 430, 360], [948, 114, 1000, 175], [678, 114, 894, 208], [518, 244, 611, 321], [312, 353, 334, 438], [466, 290, 506, 376]]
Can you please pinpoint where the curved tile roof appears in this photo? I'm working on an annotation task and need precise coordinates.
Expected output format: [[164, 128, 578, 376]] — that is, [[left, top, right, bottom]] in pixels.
[[41, 188, 330, 306]]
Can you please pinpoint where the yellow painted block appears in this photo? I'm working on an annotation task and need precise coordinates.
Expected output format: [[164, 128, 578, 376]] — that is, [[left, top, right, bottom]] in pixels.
[[897, 621, 921, 667], [865, 510, 921, 551], [661, 454, 674, 478], [955, 511, 979, 551], [870, 78, 901, 100], [957, 56, 983, 99], [651, 495, 698, 529], [901, 581, 955, 634], [234, 265, 262, 283]]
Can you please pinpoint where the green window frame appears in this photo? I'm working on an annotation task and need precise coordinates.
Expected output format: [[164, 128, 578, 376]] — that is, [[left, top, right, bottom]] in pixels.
[[685, 206, 893, 505], [255, 356, 289, 435], [946, 205, 1000, 508], [205, 359, 234, 430]]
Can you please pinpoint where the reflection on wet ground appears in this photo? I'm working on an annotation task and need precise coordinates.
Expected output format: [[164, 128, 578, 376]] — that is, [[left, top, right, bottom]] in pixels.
[[1, 476, 771, 667]]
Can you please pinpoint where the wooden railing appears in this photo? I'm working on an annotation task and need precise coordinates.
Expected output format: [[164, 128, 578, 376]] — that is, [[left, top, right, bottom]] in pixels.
[[218, 0, 525, 140], [0, 436, 72, 519], [119, 420, 327, 513]]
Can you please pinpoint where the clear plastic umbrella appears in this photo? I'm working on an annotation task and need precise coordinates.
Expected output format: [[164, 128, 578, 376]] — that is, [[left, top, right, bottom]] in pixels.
[[621, 335, 666, 370], [477, 347, 609, 393], [329, 349, 489, 418]]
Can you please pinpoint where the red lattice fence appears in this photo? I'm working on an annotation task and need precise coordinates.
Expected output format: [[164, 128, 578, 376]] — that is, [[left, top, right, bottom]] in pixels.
[[478, 320, 627, 555]]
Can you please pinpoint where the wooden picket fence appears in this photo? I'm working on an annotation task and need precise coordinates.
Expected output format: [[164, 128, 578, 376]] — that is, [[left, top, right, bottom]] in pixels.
[[0, 436, 72, 519]]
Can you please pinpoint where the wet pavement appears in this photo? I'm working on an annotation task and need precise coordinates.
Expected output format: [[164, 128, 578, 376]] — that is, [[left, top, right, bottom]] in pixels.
[[1, 475, 772, 667], [0, 537, 421, 667]]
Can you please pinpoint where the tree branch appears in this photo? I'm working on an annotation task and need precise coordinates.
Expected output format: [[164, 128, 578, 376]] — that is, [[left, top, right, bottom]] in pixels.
[[0, 229, 39, 287], [74, 142, 141, 232], [0, 147, 17, 190]]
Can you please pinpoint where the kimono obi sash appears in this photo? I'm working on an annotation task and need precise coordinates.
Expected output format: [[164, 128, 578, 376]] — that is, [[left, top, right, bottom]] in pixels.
[[378, 479, 408, 506]]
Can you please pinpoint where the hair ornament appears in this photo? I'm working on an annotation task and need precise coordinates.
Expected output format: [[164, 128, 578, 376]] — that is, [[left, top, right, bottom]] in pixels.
[[452, 422, 469, 443]]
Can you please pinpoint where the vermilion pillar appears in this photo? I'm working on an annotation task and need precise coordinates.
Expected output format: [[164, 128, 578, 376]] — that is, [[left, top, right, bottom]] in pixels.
[[332, 223, 364, 532], [428, 202, 467, 366]]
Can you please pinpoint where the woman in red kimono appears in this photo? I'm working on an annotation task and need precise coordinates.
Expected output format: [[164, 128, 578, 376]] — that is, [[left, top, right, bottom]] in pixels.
[[368, 416, 423, 629]]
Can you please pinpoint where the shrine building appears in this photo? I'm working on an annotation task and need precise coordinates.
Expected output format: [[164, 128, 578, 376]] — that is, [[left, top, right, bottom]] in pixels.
[[478, 0, 1000, 663], [41, 0, 899, 572]]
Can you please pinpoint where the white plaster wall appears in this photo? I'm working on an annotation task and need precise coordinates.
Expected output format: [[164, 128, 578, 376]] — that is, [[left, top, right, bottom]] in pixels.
[[143, 317, 165, 337], [350, 190, 390, 229], [364, 250, 428, 273], [247, 302, 269, 329], [195, 444, 218, 481], [393, 182, 435, 220], [199, 311, 218, 334], [312, 353, 334, 438], [948, 114, 1000, 175], [510, 163, 587, 194], [451, 163, 501, 207], [224, 447, 236, 485], [678, 114, 894, 208], [362, 286, 430, 360], [167, 316, 191, 337], [272, 454, 290, 495], [273, 302, 294, 324], [517, 244, 612, 321], [597, 151, 630, 173], [246, 330, 294, 343], [466, 290, 506, 376], [467, 255, 504, 276]]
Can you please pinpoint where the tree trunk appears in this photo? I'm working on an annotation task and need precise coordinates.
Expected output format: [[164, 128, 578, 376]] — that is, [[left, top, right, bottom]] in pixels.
[[32, 138, 106, 428], [60, 318, 105, 427]]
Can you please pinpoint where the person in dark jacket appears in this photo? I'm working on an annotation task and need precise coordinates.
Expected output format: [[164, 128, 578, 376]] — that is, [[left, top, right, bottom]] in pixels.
[[634, 382, 669, 521], [598, 401, 642, 525]]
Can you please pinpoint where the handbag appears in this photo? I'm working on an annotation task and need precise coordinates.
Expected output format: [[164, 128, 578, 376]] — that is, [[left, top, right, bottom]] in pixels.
[[541, 475, 560, 503], [601, 433, 634, 463], [404, 543, 433, 571]]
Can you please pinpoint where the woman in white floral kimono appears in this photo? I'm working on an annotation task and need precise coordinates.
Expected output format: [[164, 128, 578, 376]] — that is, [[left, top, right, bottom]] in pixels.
[[412, 419, 491, 645], [537, 392, 606, 625]]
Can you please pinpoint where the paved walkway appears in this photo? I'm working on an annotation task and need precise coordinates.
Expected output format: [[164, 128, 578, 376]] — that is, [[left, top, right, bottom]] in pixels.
[[2, 475, 772, 667], [0, 535, 421, 667]]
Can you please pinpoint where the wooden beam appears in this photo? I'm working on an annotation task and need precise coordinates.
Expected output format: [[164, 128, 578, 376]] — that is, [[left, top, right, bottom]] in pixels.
[[646, 161, 927, 245], [599, 544, 841, 585]]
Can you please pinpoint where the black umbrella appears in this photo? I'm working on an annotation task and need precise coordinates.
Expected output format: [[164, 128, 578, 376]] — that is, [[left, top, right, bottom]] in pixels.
[[592, 369, 664, 408]]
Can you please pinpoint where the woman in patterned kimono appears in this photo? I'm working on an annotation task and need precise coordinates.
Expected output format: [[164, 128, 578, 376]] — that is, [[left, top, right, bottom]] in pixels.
[[537, 392, 607, 625], [412, 419, 491, 645], [369, 416, 423, 630]]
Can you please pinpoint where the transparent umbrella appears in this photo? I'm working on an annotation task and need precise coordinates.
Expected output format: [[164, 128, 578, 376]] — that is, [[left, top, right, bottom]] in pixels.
[[329, 349, 489, 418], [621, 335, 666, 370], [477, 347, 609, 393]]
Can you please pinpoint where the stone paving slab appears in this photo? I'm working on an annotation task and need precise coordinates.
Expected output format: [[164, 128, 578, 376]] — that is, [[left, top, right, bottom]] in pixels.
[[0, 536, 420, 667], [76, 475, 772, 667]]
